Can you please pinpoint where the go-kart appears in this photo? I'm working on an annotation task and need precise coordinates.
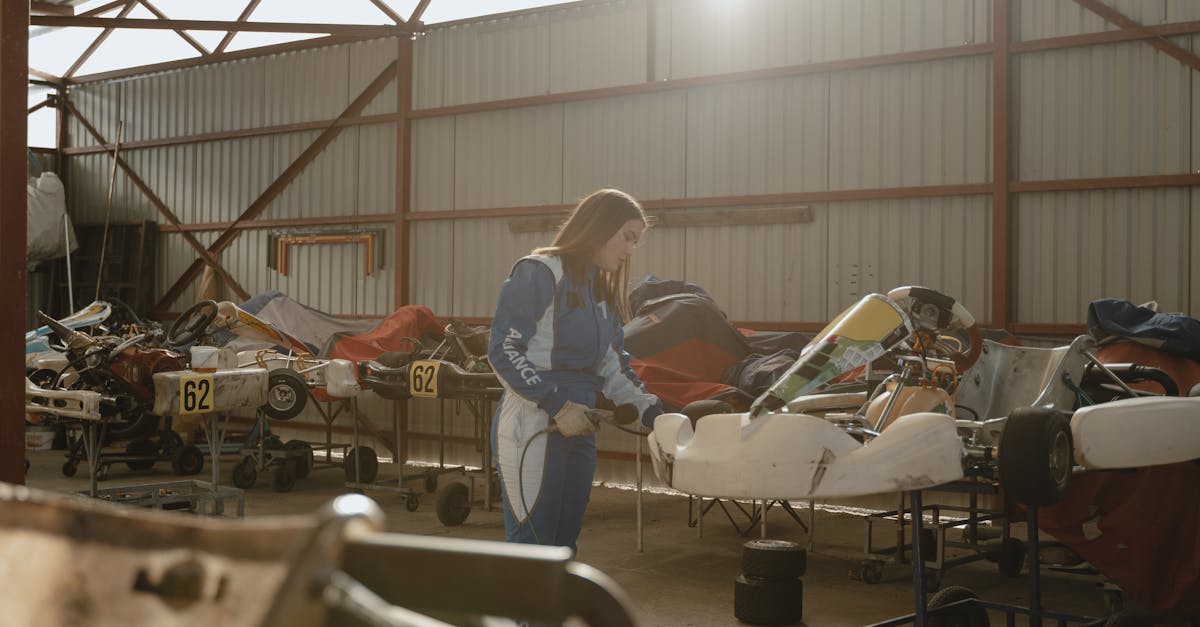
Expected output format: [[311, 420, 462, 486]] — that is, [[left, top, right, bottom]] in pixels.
[[647, 286, 1200, 503]]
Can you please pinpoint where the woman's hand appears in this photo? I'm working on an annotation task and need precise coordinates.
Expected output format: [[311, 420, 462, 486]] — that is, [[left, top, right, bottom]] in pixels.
[[552, 401, 598, 437]]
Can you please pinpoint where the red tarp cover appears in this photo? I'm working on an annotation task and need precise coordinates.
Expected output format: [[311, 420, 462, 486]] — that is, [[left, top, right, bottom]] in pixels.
[[325, 305, 444, 364], [1037, 341, 1200, 617]]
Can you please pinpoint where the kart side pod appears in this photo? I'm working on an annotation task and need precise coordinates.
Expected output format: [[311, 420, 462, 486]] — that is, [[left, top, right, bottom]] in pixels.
[[648, 410, 964, 500]]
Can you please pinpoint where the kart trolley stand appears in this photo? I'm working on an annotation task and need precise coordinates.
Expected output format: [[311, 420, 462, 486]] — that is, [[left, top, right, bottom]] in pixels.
[[354, 356, 504, 526]]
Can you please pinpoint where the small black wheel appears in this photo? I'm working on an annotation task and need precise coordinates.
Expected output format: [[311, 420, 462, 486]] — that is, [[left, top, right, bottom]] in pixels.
[[742, 539, 807, 580], [158, 430, 183, 455], [232, 456, 258, 489], [171, 444, 205, 476], [344, 447, 378, 484], [95, 465, 109, 482], [125, 438, 158, 471], [423, 469, 439, 494], [860, 559, 885, 584], [733, 574, 803, 626], [928, 585, 988, 627], [283, 440, 314, 479], [62, 460, 78, 477], [272, 463, 296, 493], [996, 537, 1026, 578], [436, 482, 471, 526], [263, 369, 308, 421], [405, 493, 420, 512], [167, 300, 218, 346], [998, 407, 1073, 506]]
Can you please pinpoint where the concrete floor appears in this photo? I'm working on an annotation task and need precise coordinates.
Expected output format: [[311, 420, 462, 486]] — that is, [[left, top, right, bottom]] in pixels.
[[22, 447, 1121, 626]]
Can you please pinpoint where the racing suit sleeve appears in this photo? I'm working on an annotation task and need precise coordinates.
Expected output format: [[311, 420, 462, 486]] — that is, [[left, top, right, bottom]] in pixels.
[[598, 319, 664, 427], [488, 259, 568, 416]]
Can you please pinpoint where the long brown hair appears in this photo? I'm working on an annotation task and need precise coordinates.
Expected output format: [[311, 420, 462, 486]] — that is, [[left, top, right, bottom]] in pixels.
[[533, 188, 647, 322]]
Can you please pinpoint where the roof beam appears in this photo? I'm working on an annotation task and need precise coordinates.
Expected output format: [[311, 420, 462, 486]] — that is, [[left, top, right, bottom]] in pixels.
[[409, 0, 432, 25], [368, 0, 405, 25], [134, 0, 210, 56], [1073, 0, 1200, 72], [214, 0, 261, 55], [31, 15, 407, 36], [65, 0, 136, 79]]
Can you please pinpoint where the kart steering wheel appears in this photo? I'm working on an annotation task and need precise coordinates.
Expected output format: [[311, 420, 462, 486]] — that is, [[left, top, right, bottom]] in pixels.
[[167, 300, 219, 346], [886, 286, 983, 372]]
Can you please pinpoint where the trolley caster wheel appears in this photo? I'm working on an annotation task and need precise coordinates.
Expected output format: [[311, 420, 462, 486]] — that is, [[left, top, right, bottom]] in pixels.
[[62, 460, 78, 477], [405, 493, 420, 512], [859, 559, 885, 584], [436, 482, 471, 526], [423, 469, 439, 494], [344, 447, 378, 484], [283, 440, 314, 479], [232, 456, 258, 489], [171, 444, 205, 476], [95, 465, 109, 482], [996, 537, 1026, 577], [125, 438, 157, 470], [928, 585, 988, 627], [273, 463, 296, 493]]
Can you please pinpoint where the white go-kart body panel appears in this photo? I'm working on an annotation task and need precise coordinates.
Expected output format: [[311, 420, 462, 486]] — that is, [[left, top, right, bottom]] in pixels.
[[648, 410, 964, 500], [1071, 395, 1200, 470]]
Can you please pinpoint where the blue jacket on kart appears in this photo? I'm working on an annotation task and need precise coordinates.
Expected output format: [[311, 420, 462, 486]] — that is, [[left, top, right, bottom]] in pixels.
[[488, 254, 662, 425]]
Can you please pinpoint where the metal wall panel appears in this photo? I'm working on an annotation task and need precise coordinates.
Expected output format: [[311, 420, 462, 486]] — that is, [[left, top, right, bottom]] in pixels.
[[118, 143, 198, 224], [436, 13, 551, 107], [411, 117, 455, 213], [666, 0, 794, 79], [262, 45, 351, 126], [548, 0, 647, 93], [562, 91, 687, 202], [358, 122, 398, 215], [1193, 189, 1200, 317], [66, 82, 121, 148], [349, 38, 401, 116], [265, 129, 361, 220], [685, 77, 829, 198], [453, 105, 564, 209], [121, 59, 267, 140], [1015, 0, 1172, 42], [452, 218, 546, 317], [156, 230, 216, 311], [412, 30, 445, 110], [1017, 41, 1190, 181], [829, 57, 990, 190], [684, 212, 830, 322], [409, 221, 456, 315], [1015, 189, 1190, 323], [826, 196, 991, 320], [190, 136, 278, 224], [810, 0, 988, 62], [626, 225, 687, 289]]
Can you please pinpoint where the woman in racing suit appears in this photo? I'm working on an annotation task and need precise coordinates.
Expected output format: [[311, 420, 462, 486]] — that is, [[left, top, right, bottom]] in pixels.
[[488, 188, 663, 551]]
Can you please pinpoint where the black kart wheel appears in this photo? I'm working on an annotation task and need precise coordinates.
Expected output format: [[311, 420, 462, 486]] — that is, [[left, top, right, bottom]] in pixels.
[[344, 447, 378, 484], [283, 440, 314, 478], [436, 482, 471, 526], [171, 444, 205, 476], [733, 574, 803, 626], [998, 407, 1074, 506], [928, 585, 988, 627], [124, 438, 158, 471], [232, 456, 258, 489], [272, 463, 296, 493], [62, 460, 78, 477], [405, 493, 421, 513], [742, 539, 807, 580], [263, 369, 308, 421], [167, 300, 218, 346]]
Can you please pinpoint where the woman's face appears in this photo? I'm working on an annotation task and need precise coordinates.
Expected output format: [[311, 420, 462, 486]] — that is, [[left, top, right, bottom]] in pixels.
[[593, 218, 645, 272]]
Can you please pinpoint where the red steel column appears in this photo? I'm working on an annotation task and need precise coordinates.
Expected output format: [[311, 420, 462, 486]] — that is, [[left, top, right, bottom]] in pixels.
[[992, 0, 1012, 330], [1, 0, 29, 484]]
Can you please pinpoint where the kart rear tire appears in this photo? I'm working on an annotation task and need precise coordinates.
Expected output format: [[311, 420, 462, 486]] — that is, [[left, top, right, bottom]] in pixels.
[[928, 585, 988, 627], [733, 574, 803, 626], [742, 539, 807, 580], [998, 407, 1073, 506], [171, 444, 205, 476], [263, 369, 308, 421]]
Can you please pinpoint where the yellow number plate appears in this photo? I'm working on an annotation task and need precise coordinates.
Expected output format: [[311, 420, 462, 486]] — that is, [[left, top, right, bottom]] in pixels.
[[408, 360, 441, 398], [179, 373, 215, 415]]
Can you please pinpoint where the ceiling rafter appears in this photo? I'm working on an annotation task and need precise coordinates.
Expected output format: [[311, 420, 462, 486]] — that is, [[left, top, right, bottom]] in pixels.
[[134, 0, 211, 56], [1073, 0, 1200, 72], [31, 15, 409, 36], [214, 0, 262, 55], [367, 0, 405, 25], [409, 0, 432, 25], [65, 0, 137, 79], [31, 2, 73, 16]]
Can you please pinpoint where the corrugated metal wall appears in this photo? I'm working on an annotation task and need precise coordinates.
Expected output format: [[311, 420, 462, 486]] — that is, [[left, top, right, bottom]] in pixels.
[[59, 0, 1200, 483]]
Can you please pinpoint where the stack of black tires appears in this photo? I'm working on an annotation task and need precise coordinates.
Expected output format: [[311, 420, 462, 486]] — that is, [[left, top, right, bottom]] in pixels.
[[734, 539, 806, 625]]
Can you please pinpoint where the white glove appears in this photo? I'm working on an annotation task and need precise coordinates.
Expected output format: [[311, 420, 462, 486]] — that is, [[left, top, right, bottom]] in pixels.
[[552, 401, 598, 437]]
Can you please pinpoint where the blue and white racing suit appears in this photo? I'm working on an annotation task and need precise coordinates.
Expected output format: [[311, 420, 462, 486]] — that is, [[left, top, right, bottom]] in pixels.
[[488, 254, 662, 550]]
